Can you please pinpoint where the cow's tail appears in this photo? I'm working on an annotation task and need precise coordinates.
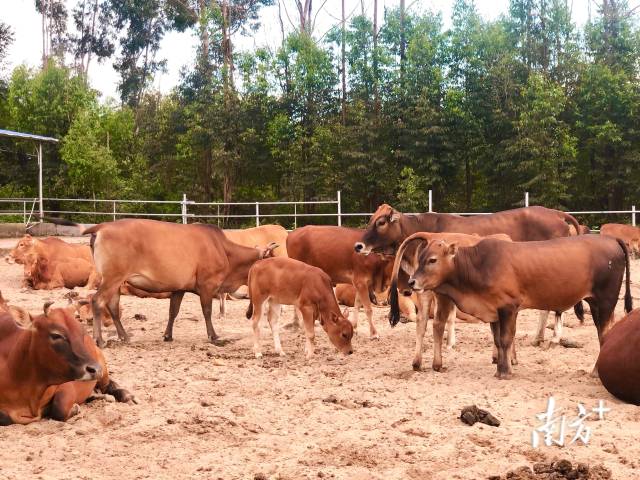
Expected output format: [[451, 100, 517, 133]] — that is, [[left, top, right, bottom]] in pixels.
[[561, 212, 581, 235], [389, 232, 433, 326], [368, 286, 378, 306], [573, 302, 585, 322], [615, 238, 633, 313], [245, 268, 254, 319]]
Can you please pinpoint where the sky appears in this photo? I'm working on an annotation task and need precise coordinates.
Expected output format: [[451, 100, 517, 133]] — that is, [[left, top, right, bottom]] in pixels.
[[1, 0, 612, 101]]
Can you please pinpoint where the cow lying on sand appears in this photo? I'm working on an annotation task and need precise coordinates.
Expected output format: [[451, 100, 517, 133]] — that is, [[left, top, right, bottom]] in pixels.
[[246, 257, 353, 359], [23, 252, 100, 290], [403, 235, 631, 379], [0, 305, 133, 425], [81, 219, 277, 347], [288, 226, 393, 339], [597, 309, 640, 405]]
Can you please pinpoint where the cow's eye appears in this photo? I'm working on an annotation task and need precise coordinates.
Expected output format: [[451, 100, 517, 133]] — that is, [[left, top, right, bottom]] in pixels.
[[376, 219, 386, 227], [428, 258, 437, 264], [49, 332, 66, 342]]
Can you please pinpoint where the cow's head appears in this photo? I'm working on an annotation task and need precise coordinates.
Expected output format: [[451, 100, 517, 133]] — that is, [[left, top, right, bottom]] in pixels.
[[9, 235, 35, 264], [408, 240, 457, 293], [320, 307, 354, 355], [29, 305, 101, 384], [22, 253, 40, 281], [355, 204, 402, 255]]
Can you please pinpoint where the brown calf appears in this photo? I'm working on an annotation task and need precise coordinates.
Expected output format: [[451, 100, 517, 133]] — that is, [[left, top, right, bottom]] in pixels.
[[597, 309, 640, 405], [287, 226, 393, 339], [389, 232, 513, 371], [84, 219, 277, 346], [405, 235, 631, 379], [0, 306, 132, 425], [24, 252, 100, 290], [246, 257, 353, 359]]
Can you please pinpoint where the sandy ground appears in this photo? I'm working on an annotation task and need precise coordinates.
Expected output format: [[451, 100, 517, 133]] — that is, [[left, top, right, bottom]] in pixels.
[[0, 240, 639, 480]]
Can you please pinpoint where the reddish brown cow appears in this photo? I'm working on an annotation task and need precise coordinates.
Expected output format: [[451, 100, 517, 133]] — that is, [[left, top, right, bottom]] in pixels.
[[246, 257, 353, 359], [600, 223, 640, 256], [9, 234, 92, 264], [404, 235, 631, 379], [389, 232, 514, 371], [597, 309, 640, 405], [0, 306, 132, 425], [83, 219, 278, 347], [287, 226, 393, 339], [24, 252, 100, 290]]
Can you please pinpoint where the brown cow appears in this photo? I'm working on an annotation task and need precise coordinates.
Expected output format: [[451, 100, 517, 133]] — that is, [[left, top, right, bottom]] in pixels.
[[404, 235, 631, 379], [23, 252, 101, 290], [287, 226, 393, 339], [600, 223, 640, 256], [0, 306, 133, 425], [83, 219, 278, 347], [246, 257, 353, 359], [9, 234, 92, 264], [597, 309, 640, 405], [389, 232, 513, 371]]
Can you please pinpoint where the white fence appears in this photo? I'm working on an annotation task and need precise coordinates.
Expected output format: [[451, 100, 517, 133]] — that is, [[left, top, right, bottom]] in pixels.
[[0, 191, 637, 228]]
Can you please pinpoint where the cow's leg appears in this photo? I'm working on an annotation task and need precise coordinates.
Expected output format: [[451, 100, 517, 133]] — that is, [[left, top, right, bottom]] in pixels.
[[350, 291, 361, 332], [550, 311, 563, 344], [531, 310, 550, 346], [218, 293, 226, 320], [92, 282, 124, 347], [300, 306, 316, 360], [163, 291, 185, 342], [105, 290, 127, 343], [433, 295, 454, 372], [0, 411, 13, 426], [199, 291, 222, 345], [584, 298, 601, 377], [588, 295, 617, 377], [490, 321, 500, 365], [399, 294, 417, 322], [412, 294, 429, 371], [251, 299, 266, 358], [445, 303, 456, 349], [48, 384, 80, 421], [267, 302, 285, 356], [495, 308, 516, 380], [101, 378, 135, 403], [355, 281, 378, 339]]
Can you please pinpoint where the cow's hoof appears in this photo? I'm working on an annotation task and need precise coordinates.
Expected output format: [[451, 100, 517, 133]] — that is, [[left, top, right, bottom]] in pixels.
[[511, 358, 518, 366], [590, 366, 599, 378], [163, 335, 173, 342], [412, 360, 422, 371], [432, 363, 442, 372], [530, 338, 542, 347], [68, 404, 81, 419], [491, 356, 498, 364], [209, 337, 229, 347], [277, 351, 286, 357], [369, 333, 380, 341], [95, 338, 106, 348], [494, 371, 513, 380], [113, 389, 136, 404], [254, 352, 263, 359], [446, 343, 455, 350]]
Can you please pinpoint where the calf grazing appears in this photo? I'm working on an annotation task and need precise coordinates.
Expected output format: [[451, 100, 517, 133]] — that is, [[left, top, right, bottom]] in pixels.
[[600, 223, 640, 256], [24, 253, 100, 290], [0, 305, 132, 425], [84, 219, 278, 347], [597, 309, 640, 405], [389, 232, 514, 371], [246, 257, 353, 359], [287, 226, 393, 339], [404, 235, 631, 379]]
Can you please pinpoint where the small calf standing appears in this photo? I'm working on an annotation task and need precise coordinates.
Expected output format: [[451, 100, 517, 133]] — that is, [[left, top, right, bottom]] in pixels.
[[246, 257, 354, 359]]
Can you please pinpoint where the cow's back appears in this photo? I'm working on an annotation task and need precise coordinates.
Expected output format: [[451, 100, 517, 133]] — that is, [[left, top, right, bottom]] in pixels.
[[601, 223, 639, 242], [287, 226, 362, 283], [437, 206, 571, 241], [597, 309, 640, 405], [224, 225, 288, 257]]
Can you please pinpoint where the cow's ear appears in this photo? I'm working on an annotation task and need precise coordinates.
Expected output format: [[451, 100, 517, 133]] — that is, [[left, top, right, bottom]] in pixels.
[[43, 301, 54, 316], [390, 210, 401, 223], [447, 243, 458, 257]]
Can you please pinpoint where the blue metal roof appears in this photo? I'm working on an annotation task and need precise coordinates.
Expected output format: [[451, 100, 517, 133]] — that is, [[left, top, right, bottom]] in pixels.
[[0, 129, 59, 143]]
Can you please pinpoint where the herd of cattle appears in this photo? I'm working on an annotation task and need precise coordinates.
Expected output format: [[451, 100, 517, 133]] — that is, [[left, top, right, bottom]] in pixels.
[[1, 205, 640, 427]]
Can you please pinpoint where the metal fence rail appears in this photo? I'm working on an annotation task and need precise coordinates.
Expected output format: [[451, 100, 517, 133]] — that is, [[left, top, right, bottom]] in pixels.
[[0, 190, 636, 228]]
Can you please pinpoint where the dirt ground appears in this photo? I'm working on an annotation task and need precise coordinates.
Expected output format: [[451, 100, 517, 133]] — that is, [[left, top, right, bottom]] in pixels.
[[1, 239, 639, 480]]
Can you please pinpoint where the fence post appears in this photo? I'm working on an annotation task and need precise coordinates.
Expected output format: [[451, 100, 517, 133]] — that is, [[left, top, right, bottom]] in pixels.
[[428, 190, 433, 212], [255, 202, 260, 227], [633, 205, 636, 227], [23, 201, 26, 225], [294, 203, 297, 229], [112, 201, 116, 221], [337, 190, 342, 226], [181, 194, 188, 224], [525, 192, 529, 207]]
